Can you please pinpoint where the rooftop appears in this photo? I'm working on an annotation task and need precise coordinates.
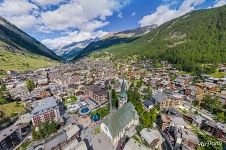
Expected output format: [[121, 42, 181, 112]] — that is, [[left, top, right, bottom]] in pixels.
[[14, 113, 32, 125], [124, 138, 148, 150], [140, 128, 160, 145], [152, 92, 168, 103], [32, 97, 58, 114], [103, 102, 139, 139], [0, 125, 20, 142], [174, 127, 199, 144], [64, 124, 80, 140]]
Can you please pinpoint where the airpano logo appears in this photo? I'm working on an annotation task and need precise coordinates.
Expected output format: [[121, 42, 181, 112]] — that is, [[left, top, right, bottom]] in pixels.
[[198, 141, 222, 147]]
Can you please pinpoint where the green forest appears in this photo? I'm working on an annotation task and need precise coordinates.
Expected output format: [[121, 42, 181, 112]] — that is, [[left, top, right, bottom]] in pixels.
[[94, 5, 226, 72]]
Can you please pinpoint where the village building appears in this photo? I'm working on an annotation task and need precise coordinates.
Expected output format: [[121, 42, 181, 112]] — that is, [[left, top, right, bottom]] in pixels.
[[124, 138, 148, 150], [8, 86, 29, 100], [83, 84, 108, 104], [172, 127, 199, 150], [0, 125, 22, 150], [31, 97, 61, 126], [159, 114, 188, 131], [143, 100, 154, 110], [185, 85, 204, 100], [201, 121, 226, 140], [151, 92, 182, 109], [14, 113, 32, 137], [140, 128, 162, 149]]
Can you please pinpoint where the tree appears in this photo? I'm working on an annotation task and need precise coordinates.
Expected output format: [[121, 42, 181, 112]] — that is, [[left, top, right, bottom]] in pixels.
[[216, 112, 225, 122], [197, 133, 223, 150], [0, 84, 7, 104], [111, 89, 118, 108], [128, 83, 157, 128], [31, 121, 58, 141], [201, 95, 222, 114], [32, 129, 39, 140], [144, 86, 152, 99], [26, 79, 35, 92]]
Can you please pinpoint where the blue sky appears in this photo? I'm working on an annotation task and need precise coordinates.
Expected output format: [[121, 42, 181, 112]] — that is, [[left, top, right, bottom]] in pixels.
[[0, 0, 225, 49]]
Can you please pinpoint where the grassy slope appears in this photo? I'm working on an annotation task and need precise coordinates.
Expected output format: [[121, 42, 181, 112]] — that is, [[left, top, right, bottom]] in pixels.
[[0, 49, 59, 72], [0, 102, 25, 117]]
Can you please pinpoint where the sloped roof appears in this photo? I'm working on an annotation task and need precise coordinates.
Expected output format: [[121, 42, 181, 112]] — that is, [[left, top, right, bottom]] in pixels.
[[44, 131, 67, 150], [152, 92, 168, 103], [140, 128, 159, 145], [32, 97, 57, 114], [64, 124, 80, 140], [103, 102, 138, 139]]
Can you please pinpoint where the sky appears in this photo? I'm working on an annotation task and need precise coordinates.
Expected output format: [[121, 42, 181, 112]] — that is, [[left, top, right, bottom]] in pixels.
[[0, 0, 226, 49]]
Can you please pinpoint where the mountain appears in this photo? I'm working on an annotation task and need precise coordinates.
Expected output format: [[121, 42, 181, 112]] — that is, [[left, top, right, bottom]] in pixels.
[[0, 17, 62, 61], [81, 5, 226, 72], [54, 39, 95, 60], [0, 17, 62, 73], [71, 25, 157, 61]]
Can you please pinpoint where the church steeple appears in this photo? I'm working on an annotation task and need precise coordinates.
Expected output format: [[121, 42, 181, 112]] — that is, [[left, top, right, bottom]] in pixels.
[[118, 79, 128, 109]]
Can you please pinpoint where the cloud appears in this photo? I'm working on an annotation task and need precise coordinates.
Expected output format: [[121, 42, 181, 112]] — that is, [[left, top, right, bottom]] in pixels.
[[42, 30, 108, 49], [131, 12, 136, 16], [213, 0, 226, 7], [31, 0, 64, 6], [118, 12, 123, 18], [7, 15, 38, 29], [40, 0, 130, 31], [0, 0, 38, 16], [0, 0, 38, 29], [0, 0, 130, 48], [139, 0, 205, 27]]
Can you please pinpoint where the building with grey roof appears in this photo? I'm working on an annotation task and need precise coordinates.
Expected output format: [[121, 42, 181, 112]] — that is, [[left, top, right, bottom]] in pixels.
[[29, 124, 80, 150], [64, 140, 88, 150], [140, 128, 162, 148], [172, 127, 199, 150], [143, 100, 154, 110], [152, 92, 181, 109], [0, 125, 22, 150], [83, 84, 108, 104], [31, 97, 61, 126], [124, 138, 148, 150], [101, 102, 139, 144]]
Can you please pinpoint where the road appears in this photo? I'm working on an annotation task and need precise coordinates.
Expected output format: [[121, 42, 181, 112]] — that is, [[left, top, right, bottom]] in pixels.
[[183, 101, 214, 120]]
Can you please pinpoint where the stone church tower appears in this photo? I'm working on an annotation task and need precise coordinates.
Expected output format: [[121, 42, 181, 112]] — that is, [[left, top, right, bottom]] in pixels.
[[118, 79, 128, 109]]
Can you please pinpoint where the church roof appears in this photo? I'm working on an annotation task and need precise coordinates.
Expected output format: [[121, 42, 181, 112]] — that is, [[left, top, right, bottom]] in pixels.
[[103, 102, 138, 139]]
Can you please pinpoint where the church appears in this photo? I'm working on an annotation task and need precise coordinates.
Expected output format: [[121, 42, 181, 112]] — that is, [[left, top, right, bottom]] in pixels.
[[100, 79, 139, 145]]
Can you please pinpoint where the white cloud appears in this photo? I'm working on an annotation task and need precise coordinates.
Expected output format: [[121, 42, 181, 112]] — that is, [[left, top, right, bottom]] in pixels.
[[131, 12, 136, 16], [7, 15, 37, 29], [0, 0, 38, 29], [0, 0, 130, 48], [42, 30, 108, 49], [0, 0, 38, 16], [31, 0, 64, 6], [139, 0, 205, 27], [40, 0, 130, 31], [118, 12, 123, 18], [213, 0, 226, 7]]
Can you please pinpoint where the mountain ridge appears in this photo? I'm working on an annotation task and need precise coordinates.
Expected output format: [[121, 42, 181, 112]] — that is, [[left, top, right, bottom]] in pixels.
[[71, 25, 157, 61], [80, 5, 226, 71], [0, 16, 62, 61], [0, 16, 62, 73]]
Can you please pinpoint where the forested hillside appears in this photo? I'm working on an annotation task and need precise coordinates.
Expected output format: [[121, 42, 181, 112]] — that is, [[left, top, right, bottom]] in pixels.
[[96, 5, 226, 72]]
